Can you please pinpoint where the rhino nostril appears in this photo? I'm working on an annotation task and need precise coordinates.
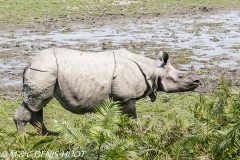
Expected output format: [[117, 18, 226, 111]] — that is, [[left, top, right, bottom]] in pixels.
[[193, 80, 202, 85]]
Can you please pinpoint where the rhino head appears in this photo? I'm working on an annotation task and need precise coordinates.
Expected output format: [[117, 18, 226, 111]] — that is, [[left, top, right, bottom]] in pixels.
[[155, 51, 201, 93]]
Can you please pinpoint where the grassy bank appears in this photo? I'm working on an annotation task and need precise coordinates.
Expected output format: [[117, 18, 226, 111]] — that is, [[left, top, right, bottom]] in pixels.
[[0, 0, 240, 29]]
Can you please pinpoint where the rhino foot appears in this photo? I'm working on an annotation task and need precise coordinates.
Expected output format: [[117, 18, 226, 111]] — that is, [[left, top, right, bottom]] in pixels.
[[45, 131, 60, 136], [121, 99, 137, 119], [14, 102, 33, 133]]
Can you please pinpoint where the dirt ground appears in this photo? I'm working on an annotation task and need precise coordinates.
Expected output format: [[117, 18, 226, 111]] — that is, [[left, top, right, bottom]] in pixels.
[[0, 7, 240, 100]]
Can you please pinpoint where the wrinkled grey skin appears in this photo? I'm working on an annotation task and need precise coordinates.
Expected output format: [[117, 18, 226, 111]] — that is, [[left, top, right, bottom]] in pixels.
[[14, 48, 201, 135]]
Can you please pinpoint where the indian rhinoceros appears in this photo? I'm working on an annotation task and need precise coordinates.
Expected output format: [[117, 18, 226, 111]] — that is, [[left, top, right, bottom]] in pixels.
[[14, 48, 201, 135]]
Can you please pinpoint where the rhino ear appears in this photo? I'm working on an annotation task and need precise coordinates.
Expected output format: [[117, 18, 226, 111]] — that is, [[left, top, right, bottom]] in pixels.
[[158, 51, 169, 64]]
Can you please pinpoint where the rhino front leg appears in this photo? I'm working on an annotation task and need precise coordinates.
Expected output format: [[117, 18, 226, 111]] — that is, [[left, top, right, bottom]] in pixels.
[[121, 99, 137, 119], [14, 102, 33, 133], [14, 102, 50, 136]]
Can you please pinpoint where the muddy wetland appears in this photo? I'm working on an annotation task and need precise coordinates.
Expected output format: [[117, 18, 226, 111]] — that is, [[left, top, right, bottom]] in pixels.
[[0, 5, 240, 99]]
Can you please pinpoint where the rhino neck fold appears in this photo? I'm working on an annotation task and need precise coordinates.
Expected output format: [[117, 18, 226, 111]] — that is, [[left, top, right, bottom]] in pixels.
[[147, 72, 159, 102], [132, 60, 158, 102]]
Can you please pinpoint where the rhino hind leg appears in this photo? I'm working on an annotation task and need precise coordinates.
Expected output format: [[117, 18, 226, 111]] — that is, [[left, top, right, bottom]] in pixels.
[[121, 99, 137, 119]]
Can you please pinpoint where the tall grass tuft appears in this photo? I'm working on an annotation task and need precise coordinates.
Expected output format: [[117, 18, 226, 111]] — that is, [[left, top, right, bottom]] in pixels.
[[175, 75, 240, 159]]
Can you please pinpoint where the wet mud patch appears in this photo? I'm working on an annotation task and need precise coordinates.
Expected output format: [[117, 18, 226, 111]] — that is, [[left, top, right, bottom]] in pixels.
[[0, 10, 240, 99]]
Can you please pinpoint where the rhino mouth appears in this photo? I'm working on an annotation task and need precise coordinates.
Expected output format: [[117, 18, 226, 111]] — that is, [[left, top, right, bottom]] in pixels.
[[187, 80, 202, 89], [166, 81, 201, 93]]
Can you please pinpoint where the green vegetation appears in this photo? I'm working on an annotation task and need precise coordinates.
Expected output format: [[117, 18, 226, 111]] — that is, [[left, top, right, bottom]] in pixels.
[[0, 0, 240, 29], [0, 76, 239, 159]]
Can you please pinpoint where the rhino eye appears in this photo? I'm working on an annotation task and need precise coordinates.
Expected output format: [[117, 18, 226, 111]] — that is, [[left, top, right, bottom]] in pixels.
[[178, 74, 183, 79]]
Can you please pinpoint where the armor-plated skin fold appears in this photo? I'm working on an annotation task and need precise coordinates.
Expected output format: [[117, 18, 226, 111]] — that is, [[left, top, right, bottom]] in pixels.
[[53, 48, 115, 114]]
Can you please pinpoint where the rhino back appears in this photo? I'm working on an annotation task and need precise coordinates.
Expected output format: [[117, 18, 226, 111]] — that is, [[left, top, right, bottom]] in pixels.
[[53, 48, 115, 113], [29, 48, 58, 73]]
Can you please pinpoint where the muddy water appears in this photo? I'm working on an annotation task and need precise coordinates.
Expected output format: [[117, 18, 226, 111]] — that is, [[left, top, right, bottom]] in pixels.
[[0, 11, 240, 91]]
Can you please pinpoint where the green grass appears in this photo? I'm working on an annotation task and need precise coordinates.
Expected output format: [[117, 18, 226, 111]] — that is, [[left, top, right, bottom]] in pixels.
[[1, 77, 239, 159], [1, 93, 199, 159], [0, 92, 197, 136], [0, 0, 240, 29]]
